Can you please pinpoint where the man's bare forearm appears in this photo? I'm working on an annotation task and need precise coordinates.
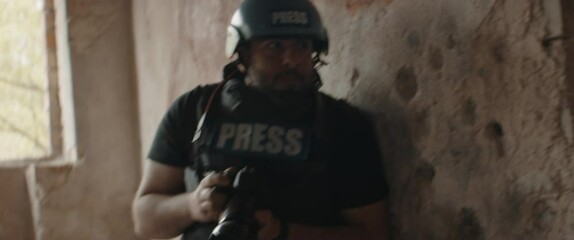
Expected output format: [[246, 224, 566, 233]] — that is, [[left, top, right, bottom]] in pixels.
[[132, 193, 194, 238]]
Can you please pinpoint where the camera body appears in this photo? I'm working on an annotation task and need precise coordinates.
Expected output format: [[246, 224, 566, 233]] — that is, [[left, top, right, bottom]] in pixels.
[[209, 167, 259, 240], [193, 121, 265, 240]]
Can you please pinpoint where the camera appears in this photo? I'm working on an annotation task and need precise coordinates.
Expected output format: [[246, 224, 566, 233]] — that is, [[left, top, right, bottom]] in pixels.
[[209, 167, 259, 240]]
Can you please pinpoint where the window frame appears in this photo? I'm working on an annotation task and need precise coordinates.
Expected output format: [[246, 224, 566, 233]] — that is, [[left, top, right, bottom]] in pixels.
[[0, 0, 77, 167]]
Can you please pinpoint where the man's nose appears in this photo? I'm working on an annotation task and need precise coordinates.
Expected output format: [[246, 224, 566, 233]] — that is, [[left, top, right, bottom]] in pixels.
[[281, 48, 301, 68]]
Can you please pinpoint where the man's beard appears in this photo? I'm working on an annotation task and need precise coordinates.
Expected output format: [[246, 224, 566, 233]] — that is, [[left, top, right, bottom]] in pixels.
[[249, 70, 314, 93], [221, 78, 315, 122], [272, 71, 311, 91], [246, 70, 317, 107]]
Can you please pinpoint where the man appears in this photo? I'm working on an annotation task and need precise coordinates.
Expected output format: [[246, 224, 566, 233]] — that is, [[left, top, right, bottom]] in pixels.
[[132, 0, 390, 239]]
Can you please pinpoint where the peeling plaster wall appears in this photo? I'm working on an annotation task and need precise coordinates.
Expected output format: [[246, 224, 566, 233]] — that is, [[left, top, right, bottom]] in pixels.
[[134, 0, 573, 239], [0, 169, 34, 239], [31, 0, 141, 239], [562, 1, 574, 146], [315, 0, 573, 239], [0, 0, 141, 239]]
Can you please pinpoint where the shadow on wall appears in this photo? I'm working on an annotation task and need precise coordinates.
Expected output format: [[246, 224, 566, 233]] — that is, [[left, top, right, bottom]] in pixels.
[[375, 99, 436, 240], [368, 70, 491, 240]]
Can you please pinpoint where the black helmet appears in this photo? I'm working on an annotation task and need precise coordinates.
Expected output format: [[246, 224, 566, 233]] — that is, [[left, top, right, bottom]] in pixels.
[[225, 0, 329, 58]]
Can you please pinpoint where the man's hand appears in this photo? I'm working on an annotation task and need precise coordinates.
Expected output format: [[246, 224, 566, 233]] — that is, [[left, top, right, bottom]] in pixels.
[[255, 210, 282, 240], [188, 170, 233, 223]]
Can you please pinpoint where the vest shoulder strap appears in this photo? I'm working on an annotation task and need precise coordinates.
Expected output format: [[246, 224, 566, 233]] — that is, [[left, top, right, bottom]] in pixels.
[[194, 83, 221, 121], [189, 83, 221, 179]]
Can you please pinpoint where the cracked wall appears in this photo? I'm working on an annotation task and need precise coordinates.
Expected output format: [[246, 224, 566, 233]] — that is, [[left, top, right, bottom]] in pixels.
[[316, 0, 573, 239], [314, 0, 573, 239], [0, 169, 34, 239], [132, 0, 574, 239]]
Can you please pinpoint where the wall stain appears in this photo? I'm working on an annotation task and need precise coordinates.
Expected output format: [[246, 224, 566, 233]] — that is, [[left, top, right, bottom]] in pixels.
[[350, 68, 360, 87], [406, 32, 421, 48], [490, 40, 506, 63], [67, 0, 125, 54], [39, 165, 75, 202], [531, 199, 556, 232], [461, 98, 477, 126], [395, 66, 418, 103], [484, 121, 505, 157], [428, 45, 444, 70], [408, 109, 430, 141], [345, 0, 375, 16], [457, 208, 485, 240], [446, 35, 457, 49]]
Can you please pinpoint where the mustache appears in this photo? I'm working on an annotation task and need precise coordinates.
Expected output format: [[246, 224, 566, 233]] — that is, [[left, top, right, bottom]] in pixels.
[[274, 71, 304, 80]]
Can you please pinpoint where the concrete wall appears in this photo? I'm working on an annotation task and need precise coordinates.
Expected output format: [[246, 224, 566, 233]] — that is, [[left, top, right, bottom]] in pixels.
[[0, 169, 35, 239], [316, 0, 572, 239], [134, 0, 573, 240], [0, 0, 141, 239]]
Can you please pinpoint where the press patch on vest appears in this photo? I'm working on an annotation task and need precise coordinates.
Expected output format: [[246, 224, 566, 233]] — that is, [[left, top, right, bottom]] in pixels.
[[211, 121, 311, 161], [271, 11, 309, 26]]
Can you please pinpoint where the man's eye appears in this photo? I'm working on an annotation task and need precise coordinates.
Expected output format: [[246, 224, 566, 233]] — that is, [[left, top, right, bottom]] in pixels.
[[297, 40, 312, 50], [266, 41, 282, 50]]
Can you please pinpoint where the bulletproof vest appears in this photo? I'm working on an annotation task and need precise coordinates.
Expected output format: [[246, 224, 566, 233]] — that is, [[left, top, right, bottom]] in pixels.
[[182, 79, 344, 240], [195, 78, 316, 168]]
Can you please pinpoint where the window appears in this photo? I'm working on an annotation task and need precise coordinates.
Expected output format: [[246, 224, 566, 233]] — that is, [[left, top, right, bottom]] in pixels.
[[0, 0, 73, 164]]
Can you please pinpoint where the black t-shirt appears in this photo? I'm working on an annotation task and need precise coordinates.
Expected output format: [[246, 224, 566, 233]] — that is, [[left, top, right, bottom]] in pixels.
[[148, 84, 388, 225]]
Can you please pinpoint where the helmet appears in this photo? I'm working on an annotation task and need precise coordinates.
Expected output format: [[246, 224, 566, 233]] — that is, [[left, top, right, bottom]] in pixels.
[[225, 0, 329, 58]]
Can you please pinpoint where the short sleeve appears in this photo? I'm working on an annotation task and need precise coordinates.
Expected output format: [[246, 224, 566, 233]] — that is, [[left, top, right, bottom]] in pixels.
[[329, 103, 389, 209], [147, 87, 205, 167]]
